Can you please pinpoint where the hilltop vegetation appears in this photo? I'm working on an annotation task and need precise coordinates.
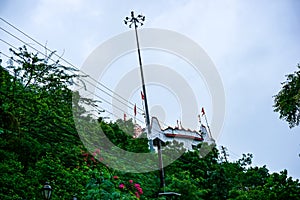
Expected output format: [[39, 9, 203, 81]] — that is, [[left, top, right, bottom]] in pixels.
[[0, 47, 299, 199]]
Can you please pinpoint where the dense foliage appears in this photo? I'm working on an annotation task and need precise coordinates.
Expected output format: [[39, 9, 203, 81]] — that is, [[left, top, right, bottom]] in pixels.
[[274, 64, 300, 128], [0, 48, 299, 199]]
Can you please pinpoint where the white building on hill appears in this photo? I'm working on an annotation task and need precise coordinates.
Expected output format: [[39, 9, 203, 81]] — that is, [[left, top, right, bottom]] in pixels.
[[147, 117, 215, 151]]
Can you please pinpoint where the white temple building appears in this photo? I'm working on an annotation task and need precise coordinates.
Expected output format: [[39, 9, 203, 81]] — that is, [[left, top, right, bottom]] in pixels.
[[143, 117, 215, 151]]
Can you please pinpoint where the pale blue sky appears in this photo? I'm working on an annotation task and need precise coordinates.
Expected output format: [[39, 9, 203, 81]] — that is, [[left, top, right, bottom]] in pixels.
[[1, 0, 300, 178]]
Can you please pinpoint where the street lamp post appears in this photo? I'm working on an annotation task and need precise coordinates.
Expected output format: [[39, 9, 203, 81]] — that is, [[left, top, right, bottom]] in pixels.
[[124, 11, 154, 152], [124, 11, 165, 192], [41, 182, 52, 200]]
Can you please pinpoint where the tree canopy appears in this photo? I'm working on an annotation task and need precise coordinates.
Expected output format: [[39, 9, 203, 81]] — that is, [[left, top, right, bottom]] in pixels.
[[0, 47, 299, 199], [273, 64, 300, 128]]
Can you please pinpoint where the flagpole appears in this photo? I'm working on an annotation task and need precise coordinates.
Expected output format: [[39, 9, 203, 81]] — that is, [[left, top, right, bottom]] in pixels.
[[204, 114, 212, 138], [134, 104, 137, 124], [202, 108, 212, 138], [141, 91, 146, 119]]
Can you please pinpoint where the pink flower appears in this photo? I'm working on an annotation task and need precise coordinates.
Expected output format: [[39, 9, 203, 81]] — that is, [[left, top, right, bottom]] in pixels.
[[135, 191, 140, 199], [129, 180, 133, 184], [119, 183, 125, 189], [134, 184, 143, 194], [137, 187, 143, 194], [113, 176, 119, 180]]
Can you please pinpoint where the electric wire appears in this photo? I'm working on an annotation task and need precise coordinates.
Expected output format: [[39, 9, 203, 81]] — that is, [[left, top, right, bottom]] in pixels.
[[0, 29, 161, 123], [0, 50, 165, 136], [0, 38, 19, 51], [0, 18, 171, 128], [0, 17, 170, 143], [0, 17, 143, 112], [0, 56, 243, 172], [0, 65, 165, 175], [0, 18, 232, 194], [1, 51, 249, 195], [0, 25, 168, 127], [0, 29, 144, 116]]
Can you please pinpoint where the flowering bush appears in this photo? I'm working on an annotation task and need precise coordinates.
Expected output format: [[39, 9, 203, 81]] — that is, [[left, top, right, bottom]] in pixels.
[[115, 178, 144, 199], [81, 148, 103, 168]]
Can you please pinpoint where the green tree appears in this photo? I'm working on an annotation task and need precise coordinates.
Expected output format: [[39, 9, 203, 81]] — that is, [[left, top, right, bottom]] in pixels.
[[0, 46, 149, 199], [274, 64, 300, 128], [1, 47, 300, 199]]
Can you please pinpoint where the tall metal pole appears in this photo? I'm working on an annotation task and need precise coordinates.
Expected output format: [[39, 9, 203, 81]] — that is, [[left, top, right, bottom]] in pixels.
[[124, 11, 154, 151], [156, 138, 165, 191], [124, 11, 166, 192]]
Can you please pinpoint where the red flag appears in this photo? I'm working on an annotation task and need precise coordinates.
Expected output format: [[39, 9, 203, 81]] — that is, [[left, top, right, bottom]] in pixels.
[[124, 113, 127, 121], [134, 104, 137, 116], [141, 91, 145, 100], [201, 107, 205, 116]]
